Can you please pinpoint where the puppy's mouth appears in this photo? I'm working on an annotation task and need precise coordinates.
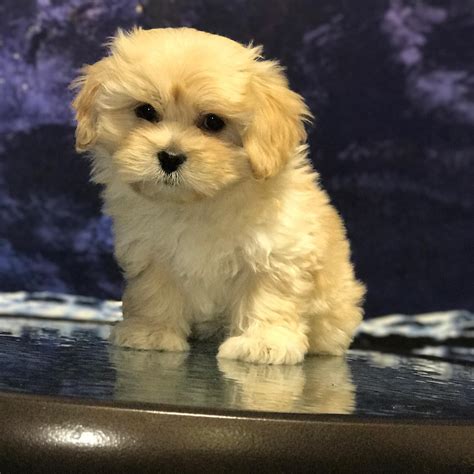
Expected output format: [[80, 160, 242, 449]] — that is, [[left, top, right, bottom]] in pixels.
[[129, 173, 205, 203], [162, 173, 180, 187], [130, 174, 181, 196]]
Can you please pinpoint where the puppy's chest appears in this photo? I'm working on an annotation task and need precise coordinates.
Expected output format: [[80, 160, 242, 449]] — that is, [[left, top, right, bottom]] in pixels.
[[156, 219, 246, 315]]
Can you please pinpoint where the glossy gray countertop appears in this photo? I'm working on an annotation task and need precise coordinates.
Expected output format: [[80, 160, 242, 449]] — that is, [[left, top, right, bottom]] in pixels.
[[1, 316, 472, 419]]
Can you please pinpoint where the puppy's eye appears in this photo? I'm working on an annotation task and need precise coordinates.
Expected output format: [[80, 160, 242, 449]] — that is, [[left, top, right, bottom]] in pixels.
[[135, 103, 159, 122], [200, 113, 225, 132]]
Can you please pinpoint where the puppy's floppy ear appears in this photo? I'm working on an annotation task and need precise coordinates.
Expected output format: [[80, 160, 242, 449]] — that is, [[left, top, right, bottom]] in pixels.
[[244, 54, 312, 179], [70, 62, 105, 153]]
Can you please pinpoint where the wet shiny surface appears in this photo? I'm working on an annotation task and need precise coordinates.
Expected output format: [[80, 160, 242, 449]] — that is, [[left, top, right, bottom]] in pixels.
[[0, 317, 472, 418]]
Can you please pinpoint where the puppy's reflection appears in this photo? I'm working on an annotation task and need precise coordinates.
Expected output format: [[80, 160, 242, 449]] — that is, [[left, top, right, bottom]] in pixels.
[[110, 346, 355, 414], [109, 347, 190, 404], [218, 356, 355, 414]]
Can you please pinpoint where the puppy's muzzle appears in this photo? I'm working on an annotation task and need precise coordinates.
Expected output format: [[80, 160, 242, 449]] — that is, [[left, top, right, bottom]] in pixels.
[[158, 151, 187, 174]]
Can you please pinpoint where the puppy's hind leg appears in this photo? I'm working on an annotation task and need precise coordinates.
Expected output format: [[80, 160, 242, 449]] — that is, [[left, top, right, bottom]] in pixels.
[[307, 279, 365, 356], [110, 264, 191, 352]]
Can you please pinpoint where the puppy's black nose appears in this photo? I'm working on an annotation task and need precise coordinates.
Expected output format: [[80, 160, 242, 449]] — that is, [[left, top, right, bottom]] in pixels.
[[157, 151, 187, 174]]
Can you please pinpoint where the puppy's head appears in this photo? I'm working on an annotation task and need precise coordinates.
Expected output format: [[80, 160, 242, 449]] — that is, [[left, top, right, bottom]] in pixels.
[[72, 28, 311, 201]]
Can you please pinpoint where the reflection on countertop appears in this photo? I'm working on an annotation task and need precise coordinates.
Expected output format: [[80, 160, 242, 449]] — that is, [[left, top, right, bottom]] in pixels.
[[111, 346, 355, 414], [0, 315, 472, 418]]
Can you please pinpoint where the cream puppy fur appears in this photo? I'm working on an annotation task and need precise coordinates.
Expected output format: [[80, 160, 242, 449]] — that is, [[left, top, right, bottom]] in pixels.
[[72, 27, 365, 365]]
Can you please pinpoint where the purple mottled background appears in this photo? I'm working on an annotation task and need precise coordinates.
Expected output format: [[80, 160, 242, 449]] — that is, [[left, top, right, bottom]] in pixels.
[[0, 0, 472, 317]]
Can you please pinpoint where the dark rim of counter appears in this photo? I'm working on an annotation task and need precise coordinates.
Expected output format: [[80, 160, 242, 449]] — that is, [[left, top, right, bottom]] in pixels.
[[0, 391, 472, 472]]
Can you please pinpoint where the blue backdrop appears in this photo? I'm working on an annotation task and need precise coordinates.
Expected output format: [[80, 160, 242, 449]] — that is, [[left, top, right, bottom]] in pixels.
[[0, 0, 472, 317]]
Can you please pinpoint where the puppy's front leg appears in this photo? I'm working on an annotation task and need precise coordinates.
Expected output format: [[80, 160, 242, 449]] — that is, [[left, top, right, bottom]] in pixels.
[[110, 264, 190, 352], [218, 273, 309, 365]]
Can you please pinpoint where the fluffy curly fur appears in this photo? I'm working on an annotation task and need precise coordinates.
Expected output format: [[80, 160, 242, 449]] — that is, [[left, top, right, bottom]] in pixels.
[[72, 27, 365, 365]]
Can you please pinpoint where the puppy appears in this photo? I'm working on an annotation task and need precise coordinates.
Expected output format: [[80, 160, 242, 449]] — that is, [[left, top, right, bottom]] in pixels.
[[72, 27, 365, 365]]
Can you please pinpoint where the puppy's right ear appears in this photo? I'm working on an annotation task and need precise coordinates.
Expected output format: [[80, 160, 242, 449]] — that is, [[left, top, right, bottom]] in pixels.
[[71, 63, 103, 152]]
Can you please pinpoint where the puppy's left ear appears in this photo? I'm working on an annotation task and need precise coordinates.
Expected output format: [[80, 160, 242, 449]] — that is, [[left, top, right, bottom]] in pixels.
[[70, 62, 105, 153], [244, 56, 312, 179]]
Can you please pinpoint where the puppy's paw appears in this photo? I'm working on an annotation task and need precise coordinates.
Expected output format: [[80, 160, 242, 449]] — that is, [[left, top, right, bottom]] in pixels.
[[217, 330, 307, 365], [110, 320, 189, 352]]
